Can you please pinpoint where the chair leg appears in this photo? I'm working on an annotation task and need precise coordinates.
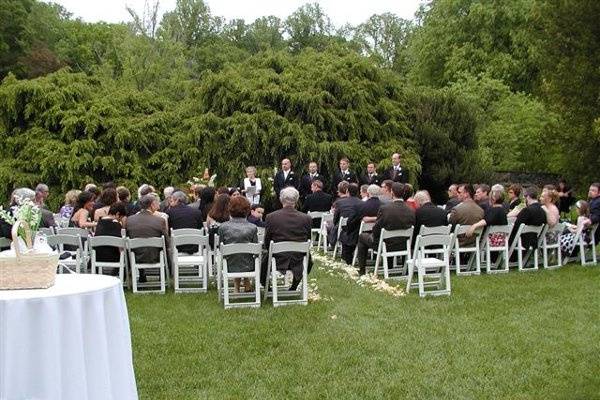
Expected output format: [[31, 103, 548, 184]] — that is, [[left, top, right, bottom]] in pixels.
[[405, 263, 413, 293], [223, 272, 230, 308], [417, 263, 425, 297], [272, 265, 279, 306]]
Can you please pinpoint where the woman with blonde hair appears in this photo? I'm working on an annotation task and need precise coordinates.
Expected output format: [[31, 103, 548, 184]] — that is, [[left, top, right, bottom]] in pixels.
[[241, 165, 262, 205], [59, 190, 81, 220]]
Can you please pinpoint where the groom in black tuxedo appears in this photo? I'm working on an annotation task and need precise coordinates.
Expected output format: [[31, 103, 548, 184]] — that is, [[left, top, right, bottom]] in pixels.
[[383, 153, 409, 184], [360, 162, 382, 186], [299, 161, 326, 201], [331, 157, 358, 197], [273, 158, 299, 208]]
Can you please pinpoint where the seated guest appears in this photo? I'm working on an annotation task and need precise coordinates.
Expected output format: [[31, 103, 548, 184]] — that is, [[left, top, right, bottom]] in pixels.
[[148, 192, 169, 224], [261, 187, 312, 290], [359, 184, 369, 201], [160, 186, 175, 212], [345, 185, 382, 264], [241, 165, 262, 205], [379, 180, 394, 204], [95, 202, 127, 270], [360, 162, 382, 186], [117, 186, 139, 216], [247, 204, 266, 227], [59, 189, 80, 220], [166, 191, 203, 254], [126, 194, 170, 282], [475, 184, 490, 212], [541, 189, 560, 229], [218, 196, 258, 293], [560, 200, 592, 256], [199, 187, 216, 222], [588, 182, 600, 242], [302, 179, 333, 227], [445, 184, 460, 210], [94, 188, 118, 222], [509, 186, 547, 252], [465, 188, 508, 245], [34, 183, 50, 209], [188, 184, 204, 210], [414, 190, 448, 240], [449, 184, 484, 245], [507, 184, 522, 211], [403, 184, 417, 210], [356, 183, 415, 275], [207, 194, 230, 248], [71, 191, 97, 229], [299, 161, 324, 202], [329, 182, 362, 247]]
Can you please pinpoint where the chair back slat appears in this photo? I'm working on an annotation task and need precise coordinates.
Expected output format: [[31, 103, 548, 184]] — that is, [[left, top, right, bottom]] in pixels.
[[270, 240, 311, 254], [358, 222, 375, 234], [56, 227, 89, 238], [521, 224, 544, 235], [419, 225, 451, 236], [89, 236, 125, 248], [381, 227, 413, 240], [220, 242, 262, 256], [173, 234, 209, 247], [127, 237, 165, 250], [308, 211, 325, 220], [454, 224, 482, 236], [171, 228, 204, 236], [47, 234, 82, 248], [486, 225, 512, 235], [415, 233, 453, 249]]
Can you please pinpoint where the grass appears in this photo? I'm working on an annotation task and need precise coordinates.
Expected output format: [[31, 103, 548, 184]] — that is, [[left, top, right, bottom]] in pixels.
[[126, 262, 600, 399]]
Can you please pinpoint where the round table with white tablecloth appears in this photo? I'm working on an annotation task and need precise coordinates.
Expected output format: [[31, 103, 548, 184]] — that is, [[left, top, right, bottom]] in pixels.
[[0, 274, 138, 400]]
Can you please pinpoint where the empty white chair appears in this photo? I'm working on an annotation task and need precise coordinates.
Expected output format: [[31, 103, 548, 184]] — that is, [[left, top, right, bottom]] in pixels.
[[56, 227, 90, 270], [508, 224, 545, 271], [351, 221, 375, 267], [542, 223, 565, 269], [172, 234, 209, 293], [332, 216, 348, 259], [484, 225, 511, 274], [453, 224, 483, 276], [89, 236, 128, 285], [217, 242, 263, 309], [127, 237, 168, 294], [264, 241, 311, 307], [308, 211, 325, 246], [372, 227, 414, 279], [46, 234, 85, 273], [317, 213, 334, 252], [406, 234, 453, 297]]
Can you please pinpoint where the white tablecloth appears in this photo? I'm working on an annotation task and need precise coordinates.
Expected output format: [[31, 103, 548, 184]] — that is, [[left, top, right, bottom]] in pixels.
[[0, 274, 138, 400]]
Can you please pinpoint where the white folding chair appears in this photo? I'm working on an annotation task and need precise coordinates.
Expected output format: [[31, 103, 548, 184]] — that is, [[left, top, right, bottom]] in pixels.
[[332, 217, 348, 259], [508, 224, 545, 271], [419, 225, 452, 236], [542, 223, 565, 269], [308, 211, 325, 246], [264, 241, 311, 307], [484, 225, 511, 274], [46, 234, 85, 273], [39, 227, 55, 236], [351, 221, 375, 267], [217, 242, 262, 309], [56, 227, 90, 270], [453, 224, 483, 276], [406, 234, 453, 297], [127, 236, 167, 294], [372, 227, 414, 279], [89, 236, 128, 286], [566, 223, 598, 266], [317, 212, 334, 252], [172, 234, 209, 293]]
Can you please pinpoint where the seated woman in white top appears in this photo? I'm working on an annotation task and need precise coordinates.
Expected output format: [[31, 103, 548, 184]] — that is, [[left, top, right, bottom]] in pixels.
[[241, 166, 261, 206], [541, 189, 560, 228]]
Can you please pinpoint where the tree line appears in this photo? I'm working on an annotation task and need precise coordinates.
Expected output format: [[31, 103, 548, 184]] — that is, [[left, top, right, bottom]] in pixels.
[[0, 0, 598, 208]]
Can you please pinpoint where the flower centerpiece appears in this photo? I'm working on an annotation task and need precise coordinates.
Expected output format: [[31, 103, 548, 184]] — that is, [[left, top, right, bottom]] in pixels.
[[0, 196, 42, 243], [187, 168, 217, 188]]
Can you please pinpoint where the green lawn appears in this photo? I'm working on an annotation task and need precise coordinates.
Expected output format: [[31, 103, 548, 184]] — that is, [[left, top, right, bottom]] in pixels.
[[126, 262, 600, 399]]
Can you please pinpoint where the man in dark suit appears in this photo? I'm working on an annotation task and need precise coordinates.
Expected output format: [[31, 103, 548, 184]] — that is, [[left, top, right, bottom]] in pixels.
[[126, 195, 170, 282], [475, 184, 491, 212], [509, 186, 547, 259], [360, 162, 382, 186], [273, 158, 299, 207], [445, 184, 460, 210], [344, 185, 382, 264], [166, 191, 203, 254], [356, 183, 415, 275], [331, 157, 359, 196], [414, 190, 448, 241], [383, 153, 409, 184], [303, 180, 333, 228], [299, 161, 326, 201], [261, 187, 312, 290], [330, 182, 362, 248]]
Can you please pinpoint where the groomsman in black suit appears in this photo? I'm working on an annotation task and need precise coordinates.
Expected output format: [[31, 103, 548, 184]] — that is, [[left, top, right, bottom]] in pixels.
[[299, 161, 326, 201], [383, 153, 409, 184], [332, 157, 358, 196], [274, 158, 299, 208], [360, 162, 382, 186]]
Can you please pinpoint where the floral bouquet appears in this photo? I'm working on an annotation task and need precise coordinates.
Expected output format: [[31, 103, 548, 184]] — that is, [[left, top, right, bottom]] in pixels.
[[188, 168, 217, 187], [0, 197, 41, 243]]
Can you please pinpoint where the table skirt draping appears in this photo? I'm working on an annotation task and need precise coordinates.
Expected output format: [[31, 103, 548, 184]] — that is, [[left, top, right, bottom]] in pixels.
[[0, 274, 138, 400]]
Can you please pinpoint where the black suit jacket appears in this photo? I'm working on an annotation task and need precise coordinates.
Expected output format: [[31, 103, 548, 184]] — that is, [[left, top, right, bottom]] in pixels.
[[166, 204, 203, 253], [414, 202, 449, 241], [346, 197, 381, 245], [509, 202, 547, 249], [274, 170, 299, 198], [299, 173, 326, 199], [264, 207, 311, 273], [332, 170, 358, 195], [360, 173, 382, 186], [303, 191, 333, 213], [372, 200, 415, 251], [383, 166, 409, 183]]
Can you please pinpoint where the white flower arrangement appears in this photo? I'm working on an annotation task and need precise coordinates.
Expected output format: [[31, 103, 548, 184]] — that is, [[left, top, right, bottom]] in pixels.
[[0, 196, 42, 242]]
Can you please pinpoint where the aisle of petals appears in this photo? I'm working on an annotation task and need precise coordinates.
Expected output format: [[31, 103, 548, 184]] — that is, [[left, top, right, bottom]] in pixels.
[[312, 251, 405, 298]]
